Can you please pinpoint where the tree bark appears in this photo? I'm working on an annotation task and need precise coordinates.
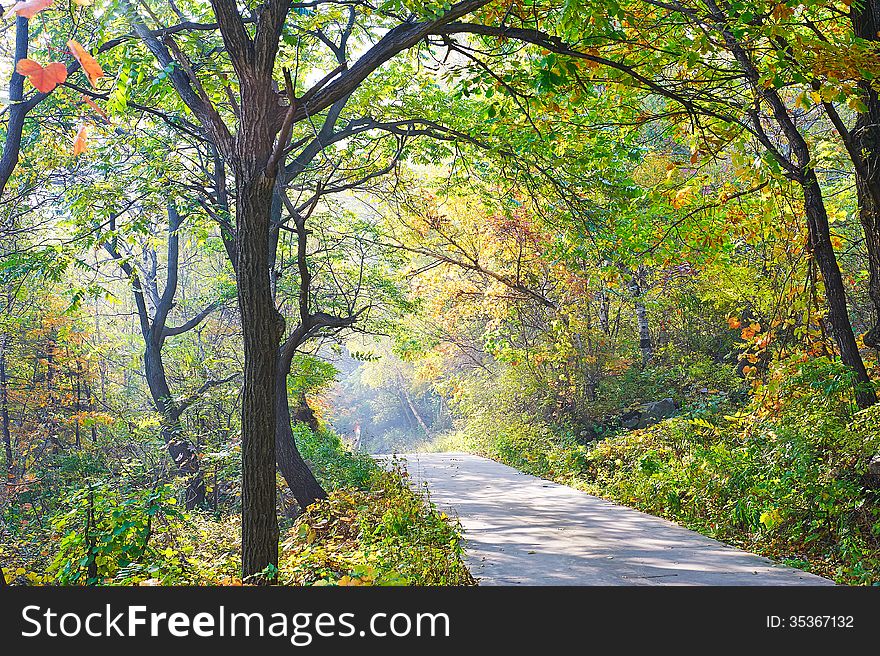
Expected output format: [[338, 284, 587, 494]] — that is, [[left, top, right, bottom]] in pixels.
[[849, 0, 880, 350], [635, 299, 652, 367], [625, 267, 653, 367], [0, 17, 29, 198], [236, 169, 284, 580], [598, 290, 610, 335], [143, 343, 206, 508], [803, 174, 877, 408], [274, 340, 326, 511], [275, 369, 327, 510]]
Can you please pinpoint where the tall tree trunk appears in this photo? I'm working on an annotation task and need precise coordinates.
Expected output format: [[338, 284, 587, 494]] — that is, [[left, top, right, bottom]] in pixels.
[[849, 0, 880, 350], [44, 336, 61, 455], [0, 17, 29, 198], [635, 300, 652, 367], [854, 173, 880, 350], [803, 174, 877, 408], [711, 3, 876, 408], [398, 374, 429, 435], [598, 289, 610, 335], [73, 360, 82, 449], [143, 343, 206, 508], [235, 170, 284, 580]]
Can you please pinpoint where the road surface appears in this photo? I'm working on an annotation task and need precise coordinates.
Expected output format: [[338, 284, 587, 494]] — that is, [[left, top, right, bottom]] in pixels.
[[395, 452, 833, 586]]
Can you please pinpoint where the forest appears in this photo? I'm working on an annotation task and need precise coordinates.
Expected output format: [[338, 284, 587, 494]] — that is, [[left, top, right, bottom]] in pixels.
[[2, 0, 880, 587]]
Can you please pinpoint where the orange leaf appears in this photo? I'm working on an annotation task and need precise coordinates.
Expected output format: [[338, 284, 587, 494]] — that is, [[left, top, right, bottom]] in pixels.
[[67, 39, 104, 88], [73, 123, 88, 156], [740, 322, 761, 341], [772, 2, 794, 20], [726, 316, 741, 330], [12, 0, 53, 19], [15, 58, 67, 93], [81, 94, 109, 122]]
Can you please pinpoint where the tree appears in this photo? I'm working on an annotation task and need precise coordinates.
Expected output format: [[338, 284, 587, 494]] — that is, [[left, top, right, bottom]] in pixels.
[[101, 201, 231, 508], [433, 2, 876, 407], [119, 0, 493, 578]]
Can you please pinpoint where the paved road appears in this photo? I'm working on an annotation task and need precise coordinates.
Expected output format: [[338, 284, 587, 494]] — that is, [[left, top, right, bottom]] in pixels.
[[396, 452, 833, 586]]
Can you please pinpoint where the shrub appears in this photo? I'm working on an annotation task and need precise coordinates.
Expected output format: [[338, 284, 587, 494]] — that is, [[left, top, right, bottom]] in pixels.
[[279, 462, 474, 586], [296, 424, 376, 490]]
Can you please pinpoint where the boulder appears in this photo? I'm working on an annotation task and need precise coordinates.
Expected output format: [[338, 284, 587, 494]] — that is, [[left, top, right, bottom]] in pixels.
[[621, 397, 677, 430], [868, 455, 880, 483]]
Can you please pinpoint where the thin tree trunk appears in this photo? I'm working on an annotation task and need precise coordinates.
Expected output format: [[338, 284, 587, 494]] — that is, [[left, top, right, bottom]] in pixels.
[[274, 366, 327, 511], [274, 336, 326, 510], [399, 375, 429, 435], [627, 268, 653, 367], [598, 290, 610, 335], [0, 17, 29, 198], [45, 337, 61, 455], [105, 204, 210, 507], [710, 1, 876, 408], [803, 175, 876, 408], [635, 300, 652, 367], [144, 343, 206, 508], [74, 360, 82, 449]]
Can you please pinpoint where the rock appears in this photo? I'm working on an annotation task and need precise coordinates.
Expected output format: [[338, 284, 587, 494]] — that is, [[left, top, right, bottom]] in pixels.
[[621, 397, 678, 430], [868, 455, 880, 480], [621, 408, 642, 430]]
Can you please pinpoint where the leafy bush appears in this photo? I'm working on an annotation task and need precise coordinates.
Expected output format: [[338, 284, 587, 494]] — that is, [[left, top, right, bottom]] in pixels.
[[582, 393, 880, 584], [296, 424, 376, 490], [46, 482, 241, 585], [279, 462, 474, 586]]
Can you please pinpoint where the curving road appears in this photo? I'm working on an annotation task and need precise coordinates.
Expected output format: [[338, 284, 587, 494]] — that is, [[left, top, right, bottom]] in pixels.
[[396, 452, 833, 586]]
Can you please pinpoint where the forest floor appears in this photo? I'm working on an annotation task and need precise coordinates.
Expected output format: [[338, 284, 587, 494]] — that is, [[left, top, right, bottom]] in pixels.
[[396, 452, 833, 586]]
